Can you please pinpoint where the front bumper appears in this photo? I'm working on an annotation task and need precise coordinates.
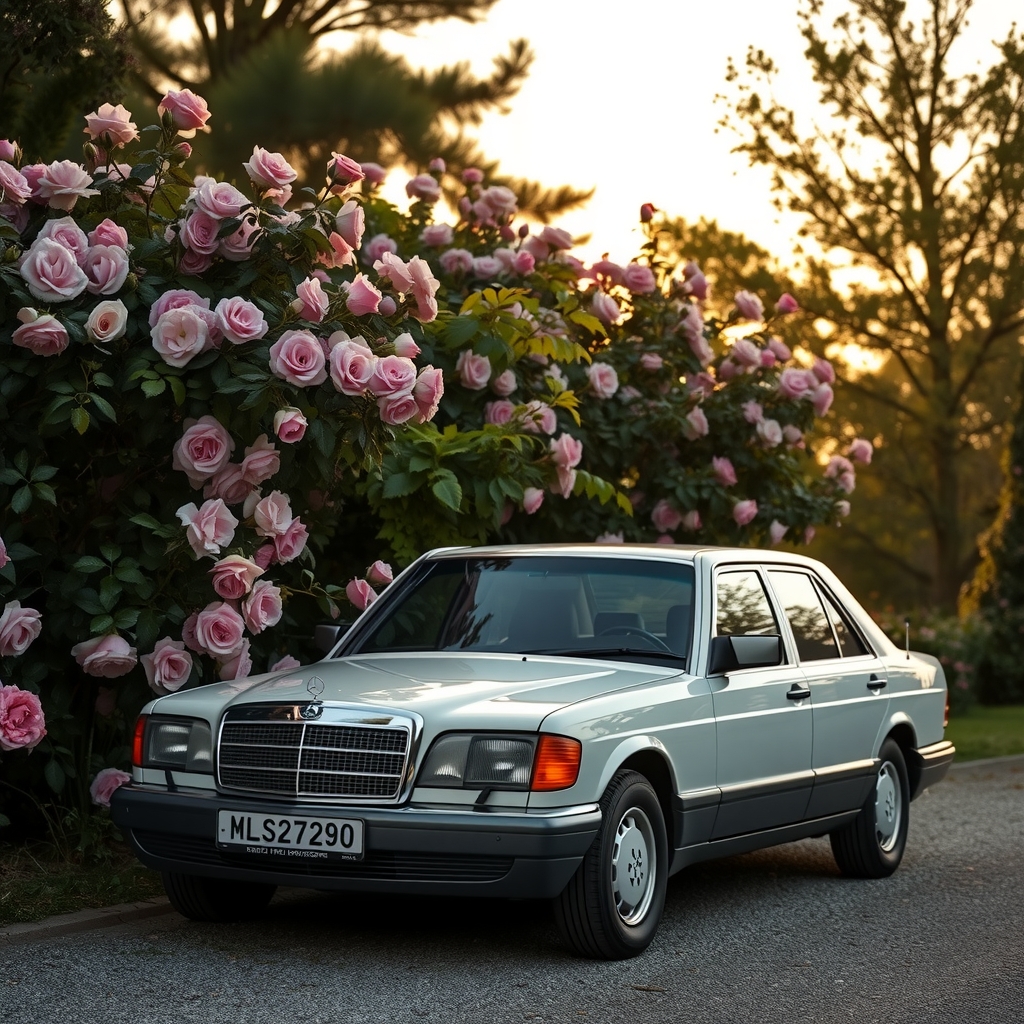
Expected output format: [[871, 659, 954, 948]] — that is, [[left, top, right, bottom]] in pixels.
[[110, 785, 601, 899]]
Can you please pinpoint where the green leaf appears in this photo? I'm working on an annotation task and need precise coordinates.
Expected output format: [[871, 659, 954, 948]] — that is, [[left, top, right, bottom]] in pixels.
[[32, 483, 57, 505], [0, 813, 10, 828], [141, 379, 166, 398], [100, 544, 122, 562], [90, 614, 115, 633], [89, 393, 117, 422], [168, 376, 186, 406], [430, 471, 463, 511], [74, 556, 108, 574], [29, 465, 58, 482], [382, 472, 418, 499], [11, 485, 31, 514], [44, 760, 66, 794], [71, 407, 90, 434]]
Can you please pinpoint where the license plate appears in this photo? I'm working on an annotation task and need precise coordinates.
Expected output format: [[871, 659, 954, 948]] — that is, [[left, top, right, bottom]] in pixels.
[[216, 810, 364, 861]]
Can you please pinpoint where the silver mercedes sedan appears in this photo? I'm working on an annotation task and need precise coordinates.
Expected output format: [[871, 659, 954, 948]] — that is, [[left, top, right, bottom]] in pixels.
[[112, 544, 954, 959]]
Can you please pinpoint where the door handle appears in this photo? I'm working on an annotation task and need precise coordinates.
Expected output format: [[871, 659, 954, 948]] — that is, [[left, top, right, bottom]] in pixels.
[[867, 674, 887, 691], [786, 684, 811, 701]]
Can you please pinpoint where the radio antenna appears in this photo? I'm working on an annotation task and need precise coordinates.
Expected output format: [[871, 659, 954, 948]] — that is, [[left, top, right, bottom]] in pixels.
[[905, 618, 911, 660]]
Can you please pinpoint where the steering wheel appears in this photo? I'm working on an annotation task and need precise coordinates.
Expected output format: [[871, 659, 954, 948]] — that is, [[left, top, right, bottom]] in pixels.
[[596, 625, 673, 653]]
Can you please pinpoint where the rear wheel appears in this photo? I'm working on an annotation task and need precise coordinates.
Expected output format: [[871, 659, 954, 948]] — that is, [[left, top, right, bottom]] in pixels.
[[162, 872, 276, 922], [554, 770, 668, 959], [830, 738, 910, 878]]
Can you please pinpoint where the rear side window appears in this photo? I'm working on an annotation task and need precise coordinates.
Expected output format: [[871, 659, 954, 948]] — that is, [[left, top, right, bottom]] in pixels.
[[768, 571, 838, 662], [819, 588, 869, 657], [715, 571, 777, 637]]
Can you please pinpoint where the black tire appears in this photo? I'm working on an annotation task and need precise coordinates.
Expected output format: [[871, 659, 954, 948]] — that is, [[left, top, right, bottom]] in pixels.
[[830, 738, 910, 878], [554, 770, 669, 959], [162, 872, 276, 922]]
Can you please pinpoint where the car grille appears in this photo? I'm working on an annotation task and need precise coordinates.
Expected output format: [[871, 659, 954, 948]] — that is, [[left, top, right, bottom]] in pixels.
[[217, 709, 412, 803], [133, 830, 514, 882]]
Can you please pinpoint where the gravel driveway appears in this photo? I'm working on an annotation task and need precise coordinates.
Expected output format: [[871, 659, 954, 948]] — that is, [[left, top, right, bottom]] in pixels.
[[3, 758, 1022, 1024]]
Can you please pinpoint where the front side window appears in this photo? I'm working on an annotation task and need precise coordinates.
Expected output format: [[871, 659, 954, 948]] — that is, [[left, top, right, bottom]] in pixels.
[[768, 570, 838, 662], [714, 570, 778, 637], [347, 556, 695, 666]]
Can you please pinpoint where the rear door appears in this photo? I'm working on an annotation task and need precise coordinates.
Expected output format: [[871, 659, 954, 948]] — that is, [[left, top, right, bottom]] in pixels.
[[707, 567, 813, 839], [766, 569, 888, 817]]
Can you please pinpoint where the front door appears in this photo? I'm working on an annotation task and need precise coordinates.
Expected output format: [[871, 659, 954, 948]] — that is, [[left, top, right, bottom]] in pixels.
[[708, 568, 813, 839]]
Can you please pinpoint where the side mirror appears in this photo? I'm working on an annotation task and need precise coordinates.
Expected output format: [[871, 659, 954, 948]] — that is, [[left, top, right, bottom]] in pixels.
[[314, 622, 352, 656], [708, 634, 783, 675]]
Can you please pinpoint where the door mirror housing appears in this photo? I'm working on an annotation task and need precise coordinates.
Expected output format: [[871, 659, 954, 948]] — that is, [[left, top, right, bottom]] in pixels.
[[708, 634, 783, 675], [314, 622, 352, 655]]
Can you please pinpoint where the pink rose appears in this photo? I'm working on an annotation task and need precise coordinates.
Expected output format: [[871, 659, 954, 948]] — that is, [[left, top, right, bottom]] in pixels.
[[148, 289, 208, 328], [243, 146, 297, 189], [847, 438, 873, 464], [87, 219, 129, 250], [254, 491, 294, 537], [346, 578, 378, 611], [783, 424, 804, 448], [836, 500, 851, 517], [391, 333, 420, 359], [472, 256, 503, 280], [756, 419, 783, 447], [210, 554, 265, 600], [406, 174, 441, 202], [742, 400, 764, 424], [272, 407, 307, 444], [522, 400, 558, 435], [406, 256, 440, 322], [0, 601, 42, 657], [273, 517, 309, 563], [484, 400, 515, 425], [0, 536, 7, 569], [812, 357, 836, 385], [0, 161, 31, 205], [327, 152, 365, 187], [173, 416, 235, 487], [71, 634, 138, 678], [179, 210, 221, 254], [361, 162, 387, 185], [86, 299, 128, 343], [90, 768, 131, 807], [768, 336, 792, 361], [734, 290, 764, 321], [329, 335, 378, 395], [345, 274, 382, 316], [219, 639, 252, 681], [718, 357, 739, 379], [462, 167, 483, 184], [594, 532, 624, 544], [732, 499, 758, 527], [0, 684, 47, 751], [151, 306, 211, 367], [712, 456, 737, 487], [775, 293, 800, 315], [141, 638, 194, 695], [523, 487, 545, 514], [253, 544, 275, 570], [292, 276, 329, 323], [761, 350, 777, 368], [195, 602, 245, 657], [214, 296, 267, 344], [731, 338, 762, 369], [591, 259, 624, 284], [413, 366, 444, 422], [777, 368, 814, 400], [335, 200, 365, 249], [364, 234, 398, 265], [242, 580, 284, 634], [491, 369, 517, 396], [511, 251, 535, 275], [479, 185, 517, 219], [809, 382, 834, 416], [651, 499, 682, 532], [20, 238, 89, 302], [591, 291, 620, 325], [640, 353, 663, 371], [36, 160, 99, 211], [623, 263, 657, 294], [239, 434, 280, 486], [368, 354, 417, 397], [586, 362, 619, 399], [13, 311, 69, 356], [269, 330, 328, 387], [440, 248, 475, 274], [378, 391, 420, 425], [769, 520, 789, 545], [177, 498, 239, 557], [270, 654, 301, 672], [366, 560, 394, 587], [421, 224, 453, 246], [84, 103, 138, 145], [457, 350, 492, 390], [683, 406, 710, 440], [218, 218, 261, 261], [374, 250, 417, 293], [682, 510, 702, 531], [553, 466, 578, 499], [550, 433, 583, 469], [804, 526, 816, 545], [158, 89, 212, 135], [539, 225, 573, 250], [203, 464, 253, 506]]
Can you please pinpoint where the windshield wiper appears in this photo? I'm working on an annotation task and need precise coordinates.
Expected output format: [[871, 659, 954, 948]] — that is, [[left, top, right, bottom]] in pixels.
[[521, 647, 687, 664]]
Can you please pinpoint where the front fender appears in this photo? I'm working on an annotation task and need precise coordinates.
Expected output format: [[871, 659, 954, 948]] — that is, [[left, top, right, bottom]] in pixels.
[[593, 734, 679, 800]]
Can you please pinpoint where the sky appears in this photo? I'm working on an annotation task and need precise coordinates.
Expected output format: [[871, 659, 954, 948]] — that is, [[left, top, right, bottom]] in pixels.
[[345, 0, 1016, 267]]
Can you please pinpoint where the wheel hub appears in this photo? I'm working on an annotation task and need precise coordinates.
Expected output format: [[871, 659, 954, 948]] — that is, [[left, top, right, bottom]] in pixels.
[[611, 808, 656, 926], [874, 761, 902, 852]]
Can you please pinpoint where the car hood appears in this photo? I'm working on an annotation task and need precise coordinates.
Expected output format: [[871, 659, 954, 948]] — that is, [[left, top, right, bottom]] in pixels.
[[152, 652, 682, 732]]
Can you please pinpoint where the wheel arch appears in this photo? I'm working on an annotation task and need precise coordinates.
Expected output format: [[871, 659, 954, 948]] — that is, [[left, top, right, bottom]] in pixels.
[[596, 737, 678, 849], [877, 714, 919, 797]]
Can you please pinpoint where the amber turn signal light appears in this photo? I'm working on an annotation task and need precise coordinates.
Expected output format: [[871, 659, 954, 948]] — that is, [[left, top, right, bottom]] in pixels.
[[531, 734, 582, 791], [131, 715, 147, 768]]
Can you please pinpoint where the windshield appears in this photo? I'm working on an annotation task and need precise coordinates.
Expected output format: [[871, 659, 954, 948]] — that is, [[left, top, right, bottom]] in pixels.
[[346, 556, 695, 666]]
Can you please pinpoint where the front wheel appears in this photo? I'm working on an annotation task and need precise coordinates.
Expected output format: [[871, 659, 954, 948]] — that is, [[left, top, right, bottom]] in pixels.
[[162, 872, 276, 922], [830, 737, 910, 878], [554, 770, 669, 959]]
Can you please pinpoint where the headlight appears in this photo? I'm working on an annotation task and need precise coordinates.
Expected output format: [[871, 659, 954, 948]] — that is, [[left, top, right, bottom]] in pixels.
[[418, 733, 581, 791], [136, 715, 213, 773]]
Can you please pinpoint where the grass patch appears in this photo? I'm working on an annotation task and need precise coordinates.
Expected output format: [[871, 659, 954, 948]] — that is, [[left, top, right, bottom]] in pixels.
[[946, 705, 1024, 763], [0, 840, 163, 927]]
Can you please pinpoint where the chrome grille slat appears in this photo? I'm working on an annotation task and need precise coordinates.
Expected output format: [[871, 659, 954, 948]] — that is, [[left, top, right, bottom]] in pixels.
[[217, 705, 412, 803]]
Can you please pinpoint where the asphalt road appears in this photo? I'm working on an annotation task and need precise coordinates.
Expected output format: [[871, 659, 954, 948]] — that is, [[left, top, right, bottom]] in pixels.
[[3, 759, 1022, 1024]]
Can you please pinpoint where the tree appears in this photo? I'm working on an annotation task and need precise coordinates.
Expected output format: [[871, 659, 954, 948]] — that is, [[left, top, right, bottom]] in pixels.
[[723, 0, 1024, 608], [117, 0, 589, 217], [0, 0, 133, 161]]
